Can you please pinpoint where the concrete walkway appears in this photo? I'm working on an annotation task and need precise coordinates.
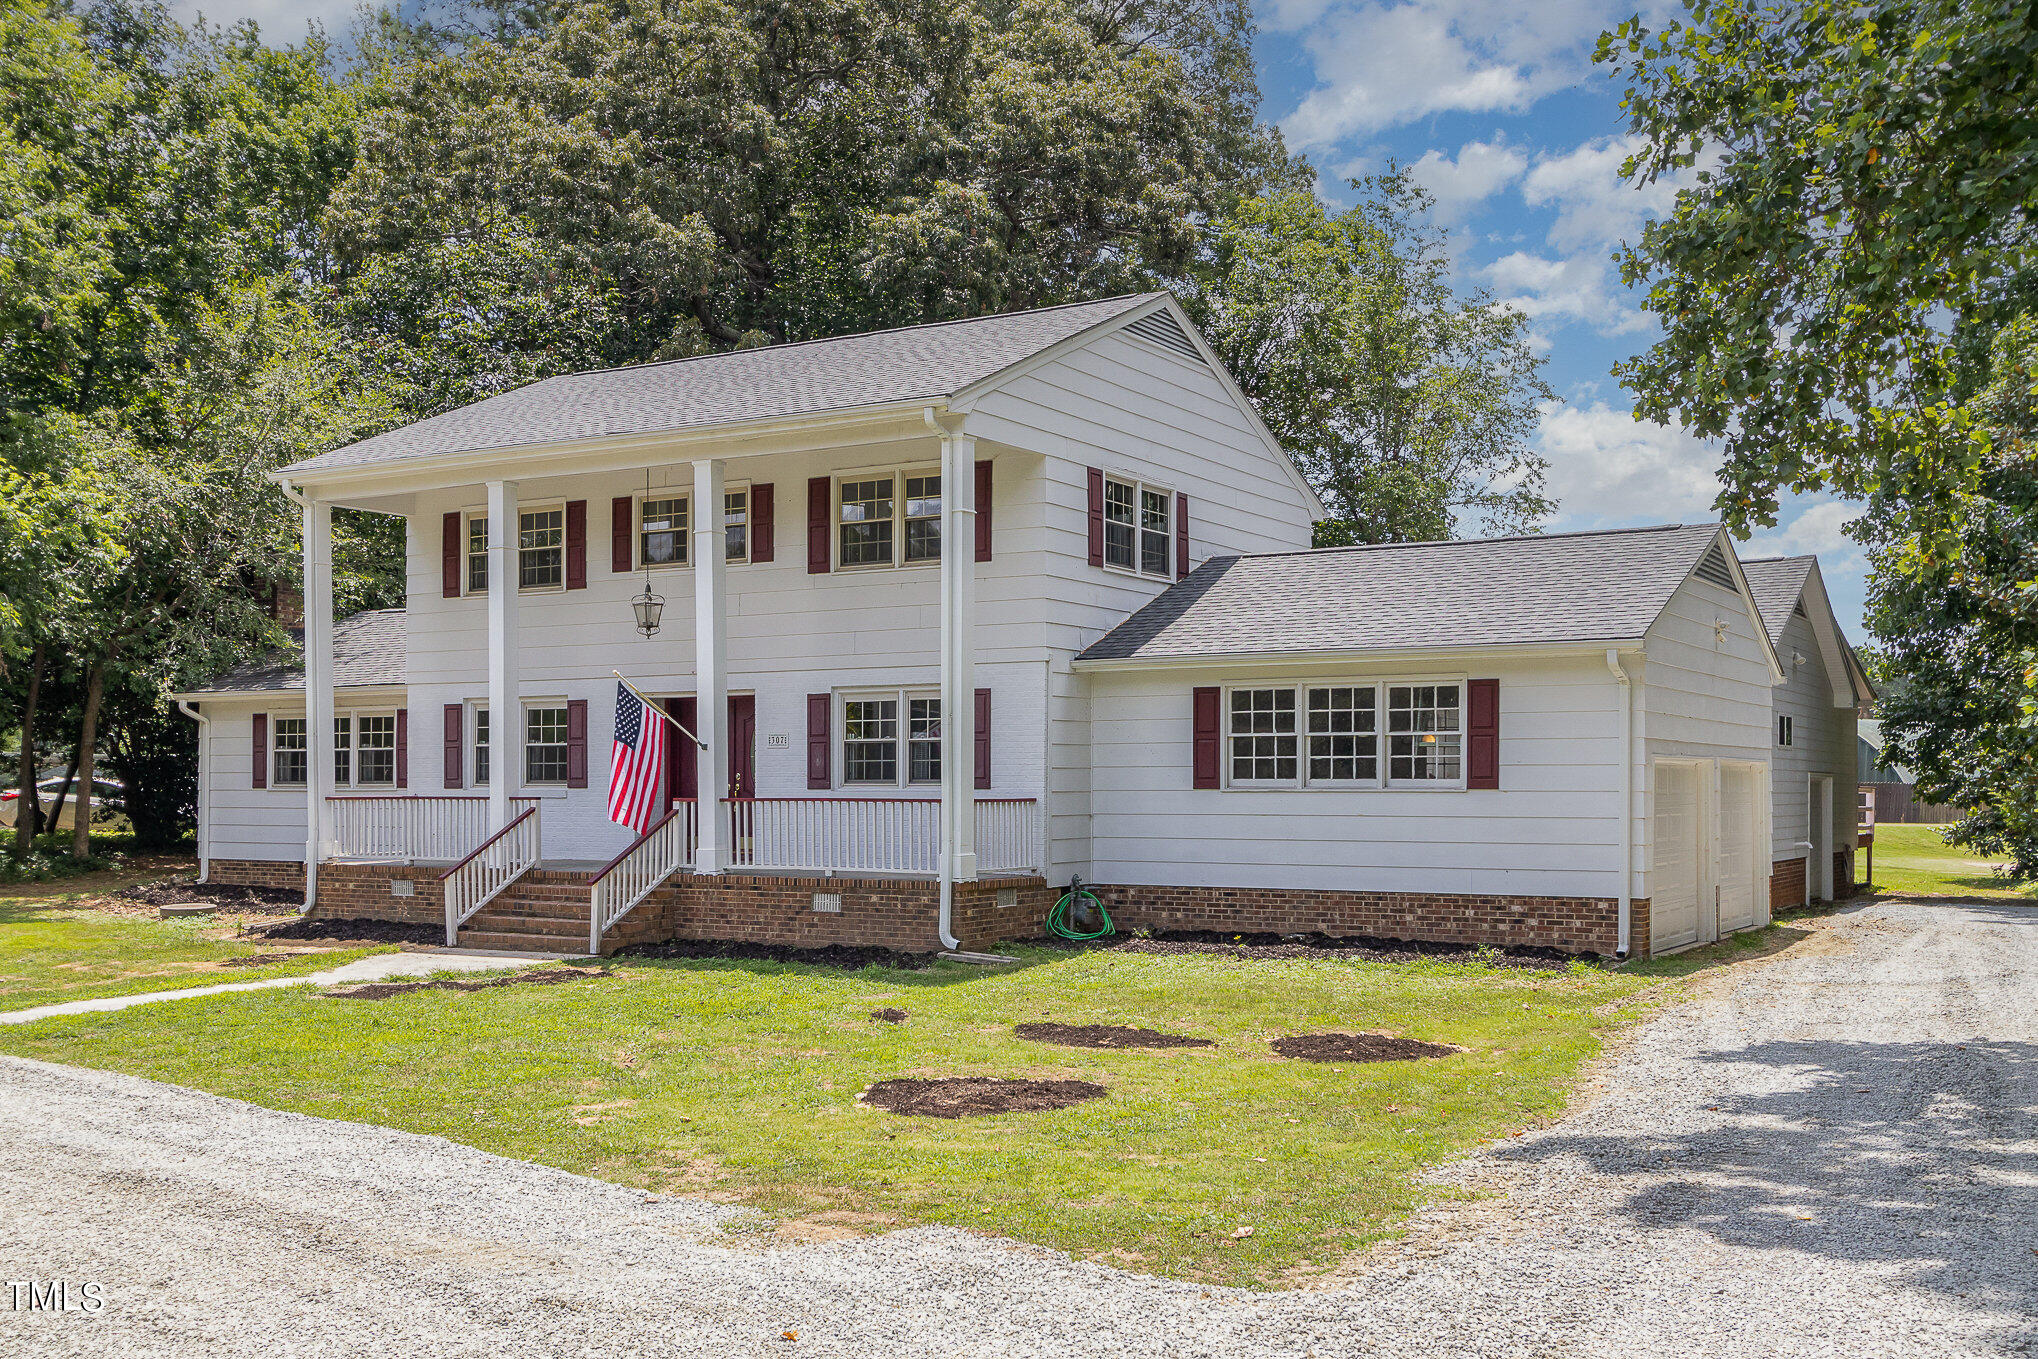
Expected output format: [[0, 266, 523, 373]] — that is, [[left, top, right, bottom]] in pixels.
[[0, 949, 567, 1026]]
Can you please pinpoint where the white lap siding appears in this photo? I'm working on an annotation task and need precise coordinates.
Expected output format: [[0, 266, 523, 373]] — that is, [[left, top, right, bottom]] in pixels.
[[1081, 653, 1626, 897], [1769, 612, 1860, 871]]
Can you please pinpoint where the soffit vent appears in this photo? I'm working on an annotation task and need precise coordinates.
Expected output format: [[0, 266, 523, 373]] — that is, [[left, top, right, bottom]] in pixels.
[[1694, 543, 1736, 589], [1125, 310, 1207, 365]]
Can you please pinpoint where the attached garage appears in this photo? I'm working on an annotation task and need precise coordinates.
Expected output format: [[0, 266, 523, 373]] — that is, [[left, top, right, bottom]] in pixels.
[[1651, 760, 1705, 954], [1649, 757, 1771, 956]]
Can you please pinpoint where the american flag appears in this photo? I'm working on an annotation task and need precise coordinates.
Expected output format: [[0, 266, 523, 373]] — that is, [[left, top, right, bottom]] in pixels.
[[608, 681, 667, 835]]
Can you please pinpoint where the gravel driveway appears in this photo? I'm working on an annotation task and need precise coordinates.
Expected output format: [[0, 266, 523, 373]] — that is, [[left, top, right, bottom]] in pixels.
[[2, 895, 2032, 1358]]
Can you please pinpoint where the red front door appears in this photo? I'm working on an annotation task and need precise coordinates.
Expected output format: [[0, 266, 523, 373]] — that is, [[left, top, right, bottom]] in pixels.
[[665, 696, 755, 803]]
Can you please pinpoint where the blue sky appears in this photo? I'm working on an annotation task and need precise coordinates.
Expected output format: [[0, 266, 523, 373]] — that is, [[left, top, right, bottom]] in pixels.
[[173, 0, 1869, 638]]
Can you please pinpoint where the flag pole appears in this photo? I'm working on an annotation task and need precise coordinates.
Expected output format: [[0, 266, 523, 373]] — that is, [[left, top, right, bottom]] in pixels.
[[613, 670, 708, 750]]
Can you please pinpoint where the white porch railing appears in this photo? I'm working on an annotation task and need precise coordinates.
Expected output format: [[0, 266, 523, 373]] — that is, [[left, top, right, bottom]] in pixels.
[[720, 797, 1041, 876], [328, 795, 538, 861], [588, 802, 697, 952], [439, 806, 541, 945]]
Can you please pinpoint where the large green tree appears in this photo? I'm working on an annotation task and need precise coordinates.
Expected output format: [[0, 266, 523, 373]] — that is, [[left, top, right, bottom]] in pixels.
[[1182, 177, 1552, 543]]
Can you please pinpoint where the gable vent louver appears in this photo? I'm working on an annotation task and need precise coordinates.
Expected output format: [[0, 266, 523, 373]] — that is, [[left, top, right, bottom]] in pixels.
[[1792, 599, 1808, 618], [1125, 310, 1207, 364], [1694, 544, 1736, 589]]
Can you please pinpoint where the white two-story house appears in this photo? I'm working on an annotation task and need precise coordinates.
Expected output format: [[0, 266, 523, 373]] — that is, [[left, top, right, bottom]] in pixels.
[[176, 293, 1858, 960]]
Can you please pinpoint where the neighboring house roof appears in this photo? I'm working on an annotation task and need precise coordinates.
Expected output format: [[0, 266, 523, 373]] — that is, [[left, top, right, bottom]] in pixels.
[[282, 294, 1161, 477], [1076, 523, 1731, 664], [1858, 719, 1914, 783], [1739, 555, 1817, 645], [182, 610, 407, 696]]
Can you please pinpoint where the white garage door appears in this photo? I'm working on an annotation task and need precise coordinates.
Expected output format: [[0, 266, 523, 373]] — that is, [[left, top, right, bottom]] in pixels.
[[1652, 761, 1703, 953], [1718, 763, 1763, 934]]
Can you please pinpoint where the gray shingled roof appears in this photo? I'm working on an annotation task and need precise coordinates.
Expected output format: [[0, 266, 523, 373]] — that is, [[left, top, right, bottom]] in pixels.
[[1739, 555, 1816, 645], [191, 610, 407, 694], [1076, 524, 1726, 663], [283, 294, 1161, 476]]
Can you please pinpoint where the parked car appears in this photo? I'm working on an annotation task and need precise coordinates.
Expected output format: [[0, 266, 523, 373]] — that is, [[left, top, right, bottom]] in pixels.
[[0, 776, 126, 829]]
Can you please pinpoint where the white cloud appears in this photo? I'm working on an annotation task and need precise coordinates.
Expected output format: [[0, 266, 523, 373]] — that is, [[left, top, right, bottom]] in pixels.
[[1738, 500, 1862, 562], [1483, 250, 1648, 335], [1408, 140, 1527, 223], [1275, 1, 1623, 146], [1536, 401, 1720, 524]]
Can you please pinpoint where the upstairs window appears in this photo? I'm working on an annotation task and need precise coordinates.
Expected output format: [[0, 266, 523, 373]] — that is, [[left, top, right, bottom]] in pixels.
[[1777, 714, 1794, 747], [640, 496, 687, 568], [837, 470, 939, 569], [1103, 475, 1172, 579], [519, 507, 565, 589], [724, 489, 749, 563], [466, 515, 488, 593]]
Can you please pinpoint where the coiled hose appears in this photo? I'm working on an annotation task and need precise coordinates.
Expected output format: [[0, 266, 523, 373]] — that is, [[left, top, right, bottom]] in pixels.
[[1045, 875, 1113, 941]]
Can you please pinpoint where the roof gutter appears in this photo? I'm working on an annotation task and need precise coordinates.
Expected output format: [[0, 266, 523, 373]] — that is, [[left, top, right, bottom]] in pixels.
[[1071, 637, 1649, 673]]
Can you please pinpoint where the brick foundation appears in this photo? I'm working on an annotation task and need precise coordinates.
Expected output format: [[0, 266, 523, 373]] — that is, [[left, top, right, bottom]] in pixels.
[[606, 873, 1057, 955], [209, 859, 307, 891], [1770, 856, 1806, 912], [1089, 883, 1639, 958]]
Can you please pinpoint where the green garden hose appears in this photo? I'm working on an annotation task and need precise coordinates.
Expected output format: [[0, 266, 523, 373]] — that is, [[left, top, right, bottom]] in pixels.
[[1046, 876, 1113, 941]]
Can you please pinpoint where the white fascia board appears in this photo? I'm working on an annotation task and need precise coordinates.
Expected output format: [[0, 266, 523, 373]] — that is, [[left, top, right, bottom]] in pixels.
[[169, 684, 409, 704], [948, 293, 1328, 519], [1071, 638, 1642, 674], [1796, 562, 1863, 708], [1648, 528, 1788, 685], [274, 400, 945, 505]]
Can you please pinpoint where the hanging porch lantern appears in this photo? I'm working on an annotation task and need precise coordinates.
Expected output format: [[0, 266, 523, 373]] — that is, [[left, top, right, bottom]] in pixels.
[[632, 581, 664, 636]]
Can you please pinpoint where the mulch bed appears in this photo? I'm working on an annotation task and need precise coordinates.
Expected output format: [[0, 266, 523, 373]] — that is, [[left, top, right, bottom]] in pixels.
[[1271, 1032, 1462, 1064], [1014, 1021, 1214, 1050], [859, 1077, 1107, 1118], [614, 940, 942, 971], [1043, 929, 1594, 971], [112, 880, 304, 911], [869, 1007, 909, 1024], [260, 917, 442, 945], [323, 966, 608, 1001]]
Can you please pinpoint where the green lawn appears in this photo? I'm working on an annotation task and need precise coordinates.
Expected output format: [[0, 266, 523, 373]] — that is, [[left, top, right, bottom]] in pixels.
[[0, 887, 389, 1012], [0, 933, 1695, 1286], [1869, 823, 2038, 899]]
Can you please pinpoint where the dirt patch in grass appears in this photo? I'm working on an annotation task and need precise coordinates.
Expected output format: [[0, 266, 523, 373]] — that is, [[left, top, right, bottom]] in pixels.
[[1014, 1021, 1214, 1050], [615, 939, 941, 971], [869, 1007, 909, 1024], [218, 952, 300, 968], [263, 916, 441, 946], [324, 966, 607, 1001], [1272, 1032, 1461, 1063], [859, 1076, 1107, 1118], [111, 879, 304, 911], [1047, 929, 1592, 970]]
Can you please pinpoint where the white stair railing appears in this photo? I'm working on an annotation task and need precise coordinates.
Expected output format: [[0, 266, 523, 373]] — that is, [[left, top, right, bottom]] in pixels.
[[588, 802, 696, 952], [438, 806, 541, 945], [329, 795, 537, 861]]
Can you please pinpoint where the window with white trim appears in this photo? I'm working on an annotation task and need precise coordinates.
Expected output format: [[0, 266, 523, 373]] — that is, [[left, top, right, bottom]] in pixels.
[[272, 717, 307, 787], [1223, 681, 1461, 788], [323, 711, 398, 789], [1386, 684, 1461, 782], [466, 514, 488, 592], [1103, 475, 1172, 578], [524, 705, 570, 785], [463, 508, 567, 593], [333, 714, 351, 786], [837, 470, 939, 569], [472, 705, 490, 786], [639, 496, 687, 568], [1777, 714, 1793, 747], [724, 488, 749, 563], [841, 690, 940, 786]]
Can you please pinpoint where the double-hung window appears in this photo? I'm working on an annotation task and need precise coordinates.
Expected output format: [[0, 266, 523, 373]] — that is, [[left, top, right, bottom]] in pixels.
[[639, 497, 687, 567], [354, 714, 398, 786], [472, 706, 490, 786], [841, 690, 940, 786], [463, 507, 566, 592], [1224, 681, 1459, 788], [272, 717, 308, 787], [466, 514, 488, 592], [837, 470, 940, 569], [724, 489, 749, 562], [524, 706, 570, 785], [1102, 475, 1172, 579], [333, 714, 352, 786]]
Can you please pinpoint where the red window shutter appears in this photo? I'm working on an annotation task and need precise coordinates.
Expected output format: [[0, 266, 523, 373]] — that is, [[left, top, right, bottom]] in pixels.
[[807, 476, 831, 573], [806, 692, 832, 788], [974, 687, 992, 789], [1087, 467, 1105, 567], [611, 496, 633, 574], [1467, 678, 1500, 790], [750, 482, 775, 562], [395, 707, 409, 788], [1192, 687, 1221, 789], [251, 713, 268, 789], [566, 699, 589, 789], [1175, 492, 1189, 578], [441, 512, 461, 598], [564, 500, 587, 589], [669, 697, 698, 801], [443, 704, 464, 790], [974, 460, 993, 562]]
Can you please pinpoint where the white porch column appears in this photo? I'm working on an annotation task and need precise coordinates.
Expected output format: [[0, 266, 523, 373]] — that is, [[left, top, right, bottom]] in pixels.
[[939, 426, 978, 883], [486, 480, 520, 833], [302, 496, 336, 904], [692, 458, 728, 874]]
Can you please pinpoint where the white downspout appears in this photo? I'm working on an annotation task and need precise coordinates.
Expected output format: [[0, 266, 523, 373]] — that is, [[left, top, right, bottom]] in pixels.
[[1607, 648, 1633, 959], [176, 700, 210, 883]]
